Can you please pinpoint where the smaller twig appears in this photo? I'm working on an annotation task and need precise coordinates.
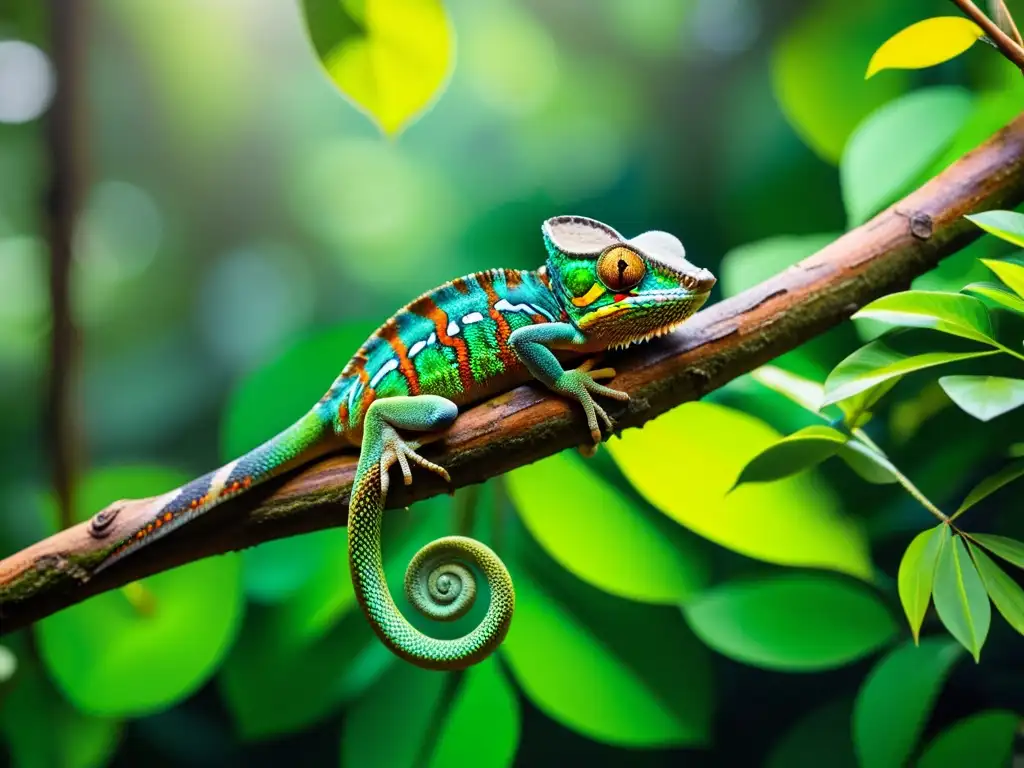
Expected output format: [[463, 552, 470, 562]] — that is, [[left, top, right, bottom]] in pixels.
[[988, 0, 1024, 47], [854, 430, 951, 523], [952, 0, 1024, 71]]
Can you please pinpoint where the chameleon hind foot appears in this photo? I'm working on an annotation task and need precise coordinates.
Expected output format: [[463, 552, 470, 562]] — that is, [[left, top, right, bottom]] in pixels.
[[378, 424, 451, 496]]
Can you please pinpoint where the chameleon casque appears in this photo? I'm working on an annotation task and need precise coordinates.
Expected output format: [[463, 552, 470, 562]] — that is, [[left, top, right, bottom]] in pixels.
[[91, 215, 716, 671]]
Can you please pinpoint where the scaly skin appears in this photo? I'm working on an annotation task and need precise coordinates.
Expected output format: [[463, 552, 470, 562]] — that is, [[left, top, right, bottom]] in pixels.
[[91, 215, 716, 671]]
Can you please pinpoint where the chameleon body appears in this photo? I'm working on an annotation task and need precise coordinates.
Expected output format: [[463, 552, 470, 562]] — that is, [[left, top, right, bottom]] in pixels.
[[92, 216, 716, 671]]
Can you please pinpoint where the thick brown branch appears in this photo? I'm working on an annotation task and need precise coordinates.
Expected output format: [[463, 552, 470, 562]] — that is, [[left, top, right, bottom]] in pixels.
[[3, 113, 1024, 633]]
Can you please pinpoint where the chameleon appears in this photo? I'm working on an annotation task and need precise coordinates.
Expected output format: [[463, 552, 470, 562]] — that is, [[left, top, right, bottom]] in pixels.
[[90, 215, 716, 671]]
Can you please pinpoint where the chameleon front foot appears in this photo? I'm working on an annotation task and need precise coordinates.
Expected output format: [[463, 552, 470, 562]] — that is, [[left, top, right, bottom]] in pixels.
[[556, 358, 630, 445]]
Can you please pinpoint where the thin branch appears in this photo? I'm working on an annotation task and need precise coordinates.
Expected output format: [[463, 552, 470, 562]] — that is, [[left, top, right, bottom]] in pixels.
[[988, 0, 1023, 48], [2, 113, 1024, 633], [44, 0, 86, 529], [951, 0, 1024, 71]]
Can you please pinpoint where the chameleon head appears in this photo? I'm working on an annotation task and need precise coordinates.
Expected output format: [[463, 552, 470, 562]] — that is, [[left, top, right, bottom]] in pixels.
[[541, 215, 716, 349]]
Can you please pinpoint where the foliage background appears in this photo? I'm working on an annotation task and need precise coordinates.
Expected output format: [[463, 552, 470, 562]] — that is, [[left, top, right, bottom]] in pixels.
[[0, 0, 1022, 766]]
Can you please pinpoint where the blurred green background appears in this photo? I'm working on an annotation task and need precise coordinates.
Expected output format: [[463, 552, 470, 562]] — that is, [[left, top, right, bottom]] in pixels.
[[0, 0, 1022, 766]]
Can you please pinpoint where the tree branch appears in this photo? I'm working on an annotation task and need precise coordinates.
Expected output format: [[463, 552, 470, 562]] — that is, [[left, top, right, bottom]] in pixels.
[[951, 0, 1024, 71], [3, 113, 1024, 633], [44, 0, 86, 529]]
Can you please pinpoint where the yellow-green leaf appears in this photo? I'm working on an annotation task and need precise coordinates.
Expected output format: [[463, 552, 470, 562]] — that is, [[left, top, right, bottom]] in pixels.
[[866, 17, 985, 79], [932, 532, 990, 662], [971, 211, 1024, 249], [731, 425, 848, 489], [606, 403, 872, 579], [981, 257, 1024, 298], [300, 0, 453, 136], [897, 525, 946, 643], [507, 451, 707, 605], [853, 291, 995, 345], [968, 543, 1024, 635], [963, 281, 1024, 316]]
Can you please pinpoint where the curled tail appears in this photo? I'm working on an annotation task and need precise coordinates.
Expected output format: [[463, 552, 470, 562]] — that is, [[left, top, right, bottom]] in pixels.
[[92, 408, 332, 572], [348, 460, 515, 671]]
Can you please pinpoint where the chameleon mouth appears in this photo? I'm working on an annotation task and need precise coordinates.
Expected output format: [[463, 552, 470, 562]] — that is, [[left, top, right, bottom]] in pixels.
[[578, 289, 711, 328]]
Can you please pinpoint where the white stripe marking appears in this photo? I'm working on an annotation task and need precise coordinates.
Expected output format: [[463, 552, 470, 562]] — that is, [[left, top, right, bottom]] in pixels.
[[208, 459, 240, 500], [370, 358, 399, 388], [409, 339, 426, 357], [462, 311, 484, 324], [427, 332, 437, 345], [447, 321, 460, 336], [494, 298, 554, 321]]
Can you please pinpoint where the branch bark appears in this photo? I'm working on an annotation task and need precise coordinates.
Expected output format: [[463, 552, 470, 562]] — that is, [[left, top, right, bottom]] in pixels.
[[3, 113, 1024, 633]]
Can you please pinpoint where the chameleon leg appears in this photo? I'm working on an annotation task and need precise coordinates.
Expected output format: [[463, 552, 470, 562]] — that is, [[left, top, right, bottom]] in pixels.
[[348, 395, 515, 671], [508, 322, 630, 444]]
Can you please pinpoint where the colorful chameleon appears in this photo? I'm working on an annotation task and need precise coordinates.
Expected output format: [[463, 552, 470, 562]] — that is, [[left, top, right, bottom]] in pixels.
[[92, 215, 717, 670]]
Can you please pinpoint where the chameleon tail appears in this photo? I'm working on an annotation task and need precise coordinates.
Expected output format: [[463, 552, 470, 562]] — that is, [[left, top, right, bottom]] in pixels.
[[348, 460, 515, 671], [92, 408, 333, 573]]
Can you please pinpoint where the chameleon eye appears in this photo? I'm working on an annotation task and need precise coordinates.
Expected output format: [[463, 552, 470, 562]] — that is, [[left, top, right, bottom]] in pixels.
[[597, 247, 645, 292]]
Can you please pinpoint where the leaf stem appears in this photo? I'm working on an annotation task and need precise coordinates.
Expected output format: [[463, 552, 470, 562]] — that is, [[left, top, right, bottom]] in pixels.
[[950, 0, 1024, 71], [853, 430, 951, 523]]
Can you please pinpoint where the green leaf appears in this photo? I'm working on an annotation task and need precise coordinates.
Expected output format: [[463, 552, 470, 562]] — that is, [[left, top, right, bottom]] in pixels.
[[766, 698, 857, 768], [427, 659, 520, 768], [770, 0, 914, 162], [683, 574, 898, 671], [853, 291, 995, 345], [219, 498, 449, 739], [720, 234, 837, 298], [865, 17, 985, 78], [971, 533, 1024, 569], [750, 365, 826, 413], [822, 338, 998, 405], [299, 0, 453, 136], [982, 257, 1024, 299], [841, 87, 973, 225], [241, 528, 343, 604], [932, 532, 990, 661], [852, 638, 963, 768], [501, 554, 712, 748], [341, 657, 520, 768], [222, 322, 376, 459], [968, 210, 1024, 249], [967, 543, 1024, 635], [506, 450, 707, 605], [606, 403, 872, 579], [731, 425, 848, 488], [897, 525, 946, 643], [962, 281, 1024, 315], [835, 378, 900, 427], [35, 466, 244, 717], [917, 709, 1018, 768], [939, 375, 1024, 422], [836, 439, 900, 485], [222, 323, 375, 601], [950, 460, 1024, 520], [0, 654, 121, 768]]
